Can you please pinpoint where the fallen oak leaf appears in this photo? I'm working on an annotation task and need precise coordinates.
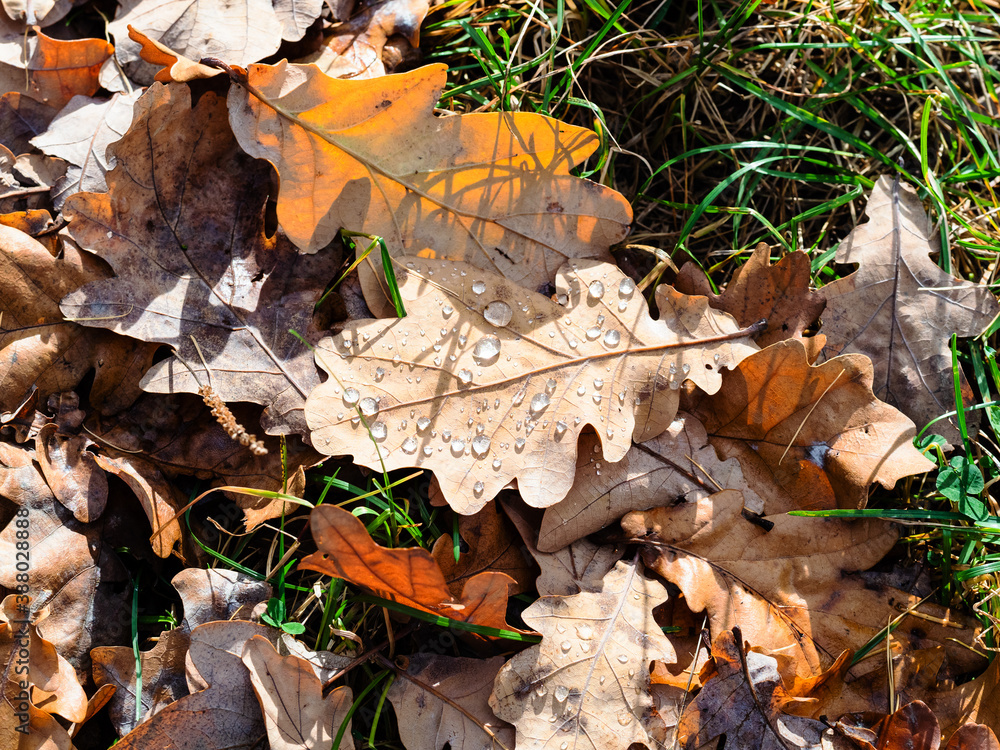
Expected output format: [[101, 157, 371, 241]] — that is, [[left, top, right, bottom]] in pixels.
[[299, 504, 518, 631], [242, 635, 353, 750], [537, 412, 765, 552], [386, 653, 515, 750], [114, 621, 278, 749], [623, 490, 984, 684], [676, 628, 832, 750], [305, 257, 758, 513], [946, 724, 1000, 750], [224, 62, 632, 314], [0, 29, 113, 109], [683, 339, 934, 514], [817, 176, 1000, 445], [35, 422, 108, 523], [490, 557, 676, 750], [675, 242, 826, 354], [0, 224, 156, 417], [60, 82, 342, 437]]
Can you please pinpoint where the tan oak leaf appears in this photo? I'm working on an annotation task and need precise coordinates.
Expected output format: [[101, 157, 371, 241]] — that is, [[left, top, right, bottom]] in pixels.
[[490, 558, 675, 750], [305, 257, 759, 513], [817, 176, 1000, 445]]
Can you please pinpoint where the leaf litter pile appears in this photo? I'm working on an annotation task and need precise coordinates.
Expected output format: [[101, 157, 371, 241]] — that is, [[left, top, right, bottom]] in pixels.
[[2, 3, 1000, 750]]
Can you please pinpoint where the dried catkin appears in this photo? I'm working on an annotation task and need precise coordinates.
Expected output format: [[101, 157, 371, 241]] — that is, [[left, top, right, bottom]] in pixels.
[[199, 386, 268, 455]]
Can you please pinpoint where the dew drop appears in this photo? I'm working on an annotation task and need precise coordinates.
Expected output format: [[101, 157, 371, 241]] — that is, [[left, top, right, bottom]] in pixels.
[[484, 301, 513, 327], [617, 300, 628, 312], [458, 334, 468, 347], [586, 325, 601, 340], [568, 338, 578, 349], [458, 369, 473, 385], [546, 378, 557, 394], [442, 305, 453, 317], [555, 684, 569, 702], [617, 654, 629, 664], [603, 330, 621, 347], [512, 390, 525, 406], [359, 397, 379, 417], [416, 417, 431, 433], [560, 743, 568, 750], [422, 446, 433, 457], [618, 714, 633, 727], [392, 354, 401, 365], [593, 394, 602, 405], [492, 458, 502, 470], [576, 624, 593, 640], [682, 363, 691, 375], [618, 277, 636, 298], [401, 437, 417, 454], [343, 388, 360, 406], [374, 367, 386, 382], [588, 280, 605, 300], [442, 429, 452, 441], [473, 481, 484, 495], [554, 421, 567, 436], [369, 421, 387, 441], [535, 683, 546, 697], [529, 393, 550, 416], [606, 427, 614, 438], [472, 335, 501, 366], [556, 293, 568, 305], [559, 642, 572, 654], [451, 438, 466, 455], [472, 280, 486, 295], [599, 675, 606, 685], [714, 352, 721, 363], [515, 438, 526, 451], [471, 435, 491, 457], [593, 378, 604, 389]]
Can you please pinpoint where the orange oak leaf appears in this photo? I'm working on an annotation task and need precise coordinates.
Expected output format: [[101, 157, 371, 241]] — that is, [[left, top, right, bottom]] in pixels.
[[683, 339, 933, 513], [2, 30, 113, 109], [126, 25, 222, 83], [226, 62, 632, 314], [299, 504, 518, 631]]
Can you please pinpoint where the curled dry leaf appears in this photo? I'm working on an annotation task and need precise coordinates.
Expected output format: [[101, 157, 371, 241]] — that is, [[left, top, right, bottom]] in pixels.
[[387, 653, 515, 750], [300, 504, 518, 630], [0, 224, 156, 417], [624, 490, 984, 684], [115, 621, 277, 749], [0, 595, 82, 749], [35, 422, 108, 523], [676, 629, 831, 750], [305, 257, 758, 513], [126, 25, 224, 83], [817, 176, 1000, 445], [537, 412, 765, 552], [242, 635, 353, 750], [490, 558, 676, 750], [0, 30, 113, 109], [0, 91, 56, 155], [305, 0, 429, 80], [683, 339, 933, 513], [60, 83, 341, 437], [226, 62, 631, 314], [674, 242, 826, 354], [0, 441, 130, 671], [30, 90, 142, 208], [109, 0, 322, 84], [431, 500, 533, 597]]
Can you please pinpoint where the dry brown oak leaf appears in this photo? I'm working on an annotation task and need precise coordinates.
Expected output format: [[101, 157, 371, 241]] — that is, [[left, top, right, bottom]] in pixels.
[[817, 176, 1000, 446], [115, 620, 278, 749], [225, 62, 632, 315], [537, 411, 765, 552], [490, 558, 676, 750], [683, 338, 933, 514], [299, 504, 518, 630], [125, 25, 224, 82], [387, 653, 515, 750], [676, 629, 833, 750], [431, 500, 534, 597], [304, 257, 759, 513], [0, 224, 156, 418], [0, 441, 131, 672], [674, 242, 826, 354], [242, 635, 353, 750], [623, 489, 984, 684], [0, 30, 113, 109], [304, 0, 429, 80], [108, 0, 323, 85], [60, 82, 342, 437], [0, 595, 86, 750]]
